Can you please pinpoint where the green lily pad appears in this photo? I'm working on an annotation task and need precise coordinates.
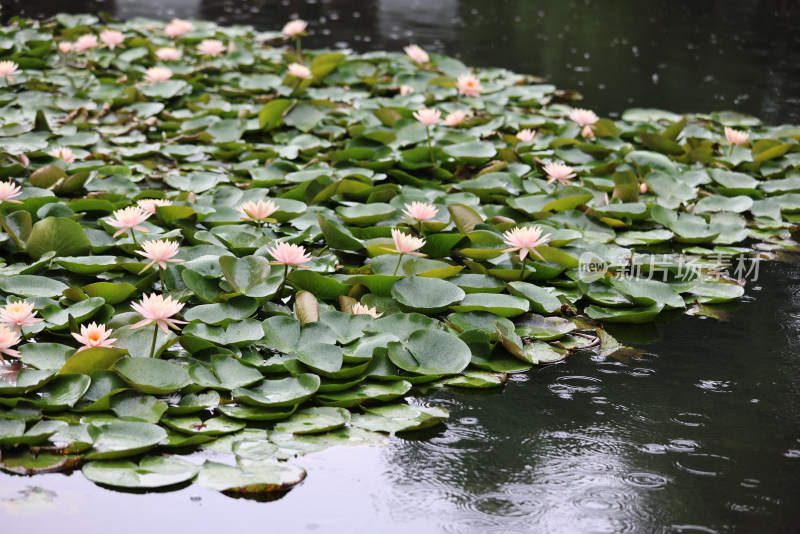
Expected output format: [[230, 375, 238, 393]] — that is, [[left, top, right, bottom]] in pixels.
[[85, 421, 168, 460], [233, 374, 321, 408], [114, 357, 191, 395], [450, 293, 530, 317], [197, 460, 306, 493], [391, 276, 466, 313], [351, 403, 449, 434], [387, 329, 471, 375], [162, 415, 246, 436], [82, 456, 199, 489], [272, 407, 351, 434]]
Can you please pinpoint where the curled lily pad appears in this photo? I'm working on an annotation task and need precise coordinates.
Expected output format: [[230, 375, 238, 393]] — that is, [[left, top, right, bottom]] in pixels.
[[495, 321, 567, 364], [515, 314, 577, 341], [442, 370, 507, 389], [584, 304, 665, 324]]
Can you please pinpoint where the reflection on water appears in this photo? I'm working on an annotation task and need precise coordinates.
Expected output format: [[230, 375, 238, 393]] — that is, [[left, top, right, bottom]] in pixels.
[[3, 0, 800, 123]]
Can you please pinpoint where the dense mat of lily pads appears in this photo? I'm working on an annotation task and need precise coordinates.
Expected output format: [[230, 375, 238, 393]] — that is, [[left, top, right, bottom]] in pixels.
[[0, 13, 797, 495]]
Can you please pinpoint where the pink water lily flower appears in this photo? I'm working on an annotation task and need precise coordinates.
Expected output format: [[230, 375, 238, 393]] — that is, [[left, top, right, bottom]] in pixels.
[[399, 84, 414, 96], [456, 73, 482, 97], [267, 242, 313, 268], [49, 146, 76, 164], [404, 44, 429, 64], [137, 198, 172, 215], [138, 239, 184, 272], [107, 206, 150, 238], [74, 34, 98, 53], [165, 19, 193, 39], [569, 108, 599, 139], [543, 162, 577, 186], [100, 29, 124, 50], [724, 126, 749, 146], [502, 226, 551, 261], [197, 39, 226, 57], [402, 201, 438, 222], [391, 228, 426, 256], [516, 129, 537, 142], [413, 108, 441, 126], [240, 199, 278, 223], [0, 181, 22, 203], [156, 47, 182, 61], [71, 322, 117, 352], [282, 19, 308, 38], [288, 63, 312, 79], [0, 61, 20, 79], [131, 293, 187, 334], [0, 301, 43, 334], [58, 42, 73, 54], [444, 110, 468, 127], [0, 325, 21, 361], [144, 66, 173, 83], [352, 302, 381, 318], [568, 108, 599, 127]]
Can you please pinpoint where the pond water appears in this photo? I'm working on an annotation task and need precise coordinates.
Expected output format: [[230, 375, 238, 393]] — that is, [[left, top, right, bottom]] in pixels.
[[4, 0, 800, 125], [2, 1, 800, 532], [3, 258, 800, 531]]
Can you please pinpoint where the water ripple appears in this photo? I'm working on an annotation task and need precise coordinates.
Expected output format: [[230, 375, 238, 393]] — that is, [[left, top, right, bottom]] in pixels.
[[675, 453, 730, 477]]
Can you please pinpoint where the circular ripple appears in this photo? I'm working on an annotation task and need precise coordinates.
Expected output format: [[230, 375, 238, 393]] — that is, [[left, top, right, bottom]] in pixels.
[[621, 472, 669, 489], [670, 525, 718, 533], [640, 443, 669, 454], [668, 439, 701, 452], [572, 488, 632, 512], [670, 412, 709, 427], [548, 375, 602, 398], [674, 453, 730, 477]]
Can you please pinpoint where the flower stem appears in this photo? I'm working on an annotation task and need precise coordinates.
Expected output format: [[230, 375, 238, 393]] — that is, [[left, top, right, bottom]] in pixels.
[[130, 229, 138, 246], [296, 37, 302, 61], [392, 253, 405, 276], [148, 324, 158, 358], [417, 220, 423, 236], [518, 256, 527, 281], [159, 268, 166, 292], [426, 125, 435, 164], [275, 264, 289, 301]]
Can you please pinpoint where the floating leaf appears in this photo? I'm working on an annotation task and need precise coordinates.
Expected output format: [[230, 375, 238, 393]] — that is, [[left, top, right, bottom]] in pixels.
[[82, 456, 199, 489]]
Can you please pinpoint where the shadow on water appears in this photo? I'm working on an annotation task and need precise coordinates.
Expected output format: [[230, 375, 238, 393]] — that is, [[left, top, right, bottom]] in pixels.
[[3, 0, 800, 123]]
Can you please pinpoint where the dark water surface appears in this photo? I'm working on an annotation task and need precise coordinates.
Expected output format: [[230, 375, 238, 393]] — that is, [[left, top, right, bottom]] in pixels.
[[2, 1, 800, 532], [3, 0, 800, 124], [2, 259, 800, 532]]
